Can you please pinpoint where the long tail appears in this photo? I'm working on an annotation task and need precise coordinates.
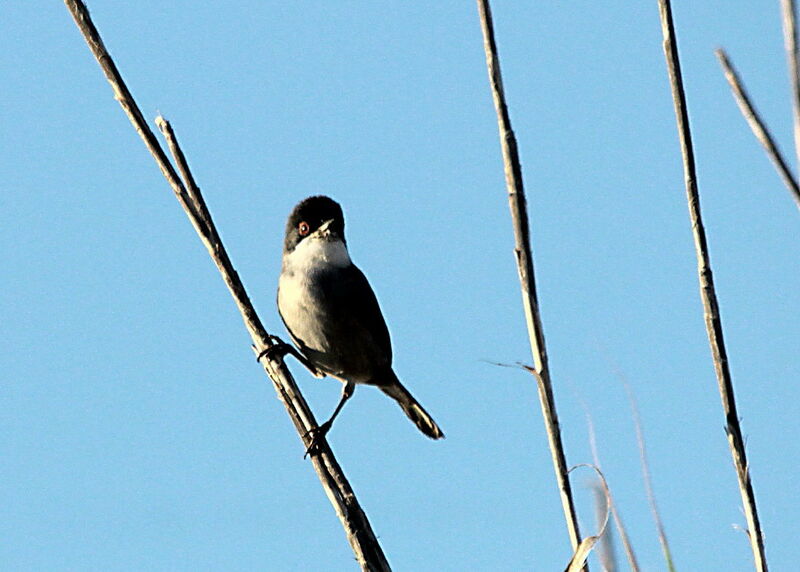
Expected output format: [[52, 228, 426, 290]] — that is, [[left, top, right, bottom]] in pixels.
[[379, 374, 444, 440]]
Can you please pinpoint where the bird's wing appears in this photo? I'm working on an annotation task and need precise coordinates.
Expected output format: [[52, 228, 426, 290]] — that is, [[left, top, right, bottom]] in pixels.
[[323, 263, 392, 364]]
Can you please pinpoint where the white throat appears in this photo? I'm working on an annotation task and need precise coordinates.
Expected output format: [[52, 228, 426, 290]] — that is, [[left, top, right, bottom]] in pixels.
[[285, 236, 351, 272]]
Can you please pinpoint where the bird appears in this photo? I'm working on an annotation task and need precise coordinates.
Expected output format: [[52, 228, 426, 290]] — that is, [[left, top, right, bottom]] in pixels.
[[274, 195, 444, 450]]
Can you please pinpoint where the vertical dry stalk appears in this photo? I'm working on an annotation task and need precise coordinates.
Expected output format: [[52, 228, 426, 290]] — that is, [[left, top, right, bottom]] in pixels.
[[657, 2, 768, 570], [475, 0, 584, 560], [715, 49, 800, 210], [63, 1, 390, 569], [781, 0, 800, 170]]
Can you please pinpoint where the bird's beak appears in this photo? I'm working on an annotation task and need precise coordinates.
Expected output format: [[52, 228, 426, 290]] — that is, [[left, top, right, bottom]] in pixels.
[[315, 219, 336, 238]]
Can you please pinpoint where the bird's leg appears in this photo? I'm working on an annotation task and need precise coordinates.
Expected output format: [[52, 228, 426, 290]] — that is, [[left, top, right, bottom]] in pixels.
[[304, 381, 355, 458], [256, 335, 324, 378]]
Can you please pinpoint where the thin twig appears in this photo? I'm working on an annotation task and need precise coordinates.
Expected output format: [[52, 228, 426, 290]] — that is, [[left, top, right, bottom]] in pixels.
[[658, 2, 768, 571], [159, 119, 218, 239], [781, 0, 800, 171], [716, 48, 800, 210], [63, 1, 390, 569], [475, 0, 584, 563]]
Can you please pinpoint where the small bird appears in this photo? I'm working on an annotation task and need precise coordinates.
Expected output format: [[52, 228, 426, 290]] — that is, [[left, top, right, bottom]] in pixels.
[[275, 195, 444, 448]]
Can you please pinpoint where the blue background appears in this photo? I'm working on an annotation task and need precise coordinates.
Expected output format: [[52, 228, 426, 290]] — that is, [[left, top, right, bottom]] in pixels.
[[2, 2, 798, 570]]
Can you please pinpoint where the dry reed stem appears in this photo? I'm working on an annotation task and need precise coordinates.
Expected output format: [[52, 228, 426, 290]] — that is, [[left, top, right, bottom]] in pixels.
[[475, 0, 584, 561], [657, 2, 768, 570], [781, 0, 800, 170], [63, 1, 389, 569], [716, 49, 800, 210]]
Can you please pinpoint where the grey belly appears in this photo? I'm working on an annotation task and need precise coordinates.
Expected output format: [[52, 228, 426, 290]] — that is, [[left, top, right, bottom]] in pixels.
[[278, 275, 387, 383]]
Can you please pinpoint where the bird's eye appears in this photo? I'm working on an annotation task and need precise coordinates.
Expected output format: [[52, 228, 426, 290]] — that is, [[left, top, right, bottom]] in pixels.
[[298, 221, 311, 236]]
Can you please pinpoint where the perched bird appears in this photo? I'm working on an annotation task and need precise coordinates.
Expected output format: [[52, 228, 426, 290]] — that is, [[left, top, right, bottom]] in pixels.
[[275, 195, 444, 447]]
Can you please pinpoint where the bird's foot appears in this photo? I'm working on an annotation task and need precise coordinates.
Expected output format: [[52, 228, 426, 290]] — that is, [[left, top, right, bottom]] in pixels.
[[256, 336, 324, 378], [303, 421, 332, 459], [256, 336, 292, 362]]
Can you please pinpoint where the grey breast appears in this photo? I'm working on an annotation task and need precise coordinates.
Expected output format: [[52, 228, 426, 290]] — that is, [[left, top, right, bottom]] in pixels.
[[279, 263, 392, 384]]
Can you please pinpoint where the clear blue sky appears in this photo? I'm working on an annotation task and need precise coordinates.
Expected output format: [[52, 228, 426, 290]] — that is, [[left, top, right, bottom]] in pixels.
[[2, 2, 798, 570]]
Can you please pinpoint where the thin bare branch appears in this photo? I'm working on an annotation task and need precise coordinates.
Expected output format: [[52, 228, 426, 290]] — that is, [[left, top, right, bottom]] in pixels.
[[158, 118, 217, 239], [658, 2, 768, 570], [63, 1, 389, 569], [781, 0, 800, 170], [476, 0, 584, 562], [716, 48, 800, 210]]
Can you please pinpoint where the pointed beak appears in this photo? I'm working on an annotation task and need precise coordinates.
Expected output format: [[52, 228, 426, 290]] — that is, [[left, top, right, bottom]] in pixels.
[[315, 219, 336, 238]]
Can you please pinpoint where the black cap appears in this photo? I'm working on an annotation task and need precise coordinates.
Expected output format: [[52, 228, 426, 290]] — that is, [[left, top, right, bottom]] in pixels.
[[283, 195, 346, 253]]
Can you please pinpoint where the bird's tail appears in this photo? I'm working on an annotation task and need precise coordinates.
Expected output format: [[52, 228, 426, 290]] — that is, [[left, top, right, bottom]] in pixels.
[[379, 373, 444, 440]]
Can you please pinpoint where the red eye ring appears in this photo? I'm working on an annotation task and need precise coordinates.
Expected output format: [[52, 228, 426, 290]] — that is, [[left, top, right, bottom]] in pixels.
[[298, 221, 311, 236]]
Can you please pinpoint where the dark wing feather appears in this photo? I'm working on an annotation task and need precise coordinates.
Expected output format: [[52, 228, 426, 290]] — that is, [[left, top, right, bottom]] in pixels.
[[319, 263, 392, 373]]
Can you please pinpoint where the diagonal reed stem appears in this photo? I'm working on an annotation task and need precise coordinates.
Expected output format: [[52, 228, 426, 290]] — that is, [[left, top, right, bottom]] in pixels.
[[63, 1, 390, 569], [476, 0, 584, 563], [716, 49, 800, 211], [657, 2, 768, 570], [781, 0, 800, 172]]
